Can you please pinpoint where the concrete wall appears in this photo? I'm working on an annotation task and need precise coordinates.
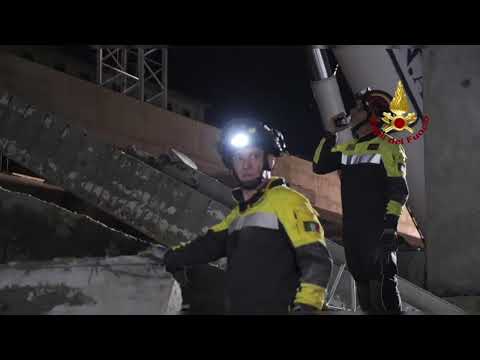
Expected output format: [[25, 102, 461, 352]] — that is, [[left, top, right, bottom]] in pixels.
[[424, 46, 480, 296], [0, 52, 419, 241], [0, 46, 95, 81]]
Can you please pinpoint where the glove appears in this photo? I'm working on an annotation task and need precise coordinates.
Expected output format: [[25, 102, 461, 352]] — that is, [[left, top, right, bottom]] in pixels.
[[163, 250, 185, 274], [331, 112, 351, 129], [290, 303, 319, 315], [380, 228, 399, 252]]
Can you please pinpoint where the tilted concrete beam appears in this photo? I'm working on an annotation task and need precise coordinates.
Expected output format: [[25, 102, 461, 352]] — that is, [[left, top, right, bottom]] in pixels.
[[0, 91, 230, 248]]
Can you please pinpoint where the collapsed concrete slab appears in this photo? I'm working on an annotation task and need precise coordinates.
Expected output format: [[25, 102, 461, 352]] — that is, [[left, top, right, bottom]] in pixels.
[[0, 256, 181, 315], [0, 185, 146, 263], [0, 91, 230, 248]]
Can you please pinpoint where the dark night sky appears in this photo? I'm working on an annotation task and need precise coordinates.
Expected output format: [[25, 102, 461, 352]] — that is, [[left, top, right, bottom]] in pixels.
[[167, 46, 327, 160]]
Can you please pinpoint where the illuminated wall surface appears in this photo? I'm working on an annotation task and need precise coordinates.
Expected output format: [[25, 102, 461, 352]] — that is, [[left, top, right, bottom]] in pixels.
[[424, 45, 480, 296]]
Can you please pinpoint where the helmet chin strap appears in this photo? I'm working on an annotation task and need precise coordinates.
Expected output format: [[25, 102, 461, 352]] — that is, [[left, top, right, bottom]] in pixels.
[[237, 176, 264, 190]]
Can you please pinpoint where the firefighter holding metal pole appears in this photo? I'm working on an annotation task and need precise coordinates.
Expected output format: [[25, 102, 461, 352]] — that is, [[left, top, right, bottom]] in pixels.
[[312, 87, 409, 314]]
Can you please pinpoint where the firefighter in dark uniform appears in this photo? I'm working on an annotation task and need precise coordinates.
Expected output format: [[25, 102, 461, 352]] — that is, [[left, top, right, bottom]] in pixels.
[[164, 119, 333, 314], [312, 88, 409, 314]]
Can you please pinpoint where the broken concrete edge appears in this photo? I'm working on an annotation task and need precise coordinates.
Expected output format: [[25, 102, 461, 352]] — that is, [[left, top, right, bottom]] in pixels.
[[0, 180, 222, 270], [165, 280, 183, 315], [0, 255, 182, 315], [122, 145, 237, 209], [0, 183, 151, 249], [3, 255, 164, 271]]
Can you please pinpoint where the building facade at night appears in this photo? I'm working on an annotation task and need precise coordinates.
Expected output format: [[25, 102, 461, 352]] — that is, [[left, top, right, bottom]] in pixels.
[[1, 46, 210, 123]]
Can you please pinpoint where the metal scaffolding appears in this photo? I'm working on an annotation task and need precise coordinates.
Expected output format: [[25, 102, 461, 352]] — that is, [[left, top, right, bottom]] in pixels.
[[93, 45, 168, 108]]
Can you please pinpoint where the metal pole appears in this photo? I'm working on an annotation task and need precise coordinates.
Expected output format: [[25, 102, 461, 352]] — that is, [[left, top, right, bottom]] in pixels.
[[123, 82, 139, 95], [122, 49, 128, 93], [100, 72, 123, 87], [146, 92, 165, 104], [313, 48, 329, 80], [311, 46, 332, 80], [96, 48, 103, 85], [102, 63, 139, 81], [326, 263, 346, 306], [138, 48, 145, 102], [162, 47, 168, 109], [350, 275, 357, 312], [144, 61, 164, 90]]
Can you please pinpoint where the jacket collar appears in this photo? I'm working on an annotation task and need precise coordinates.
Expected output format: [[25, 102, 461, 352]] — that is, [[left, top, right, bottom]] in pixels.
[[232, 177, 287, 212]]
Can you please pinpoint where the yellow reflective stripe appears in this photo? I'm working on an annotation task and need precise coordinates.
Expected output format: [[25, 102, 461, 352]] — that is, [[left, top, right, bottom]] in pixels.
[[313, 138, 326, 164], [295, 283, 326, 310], [386, 200, 403, 216]]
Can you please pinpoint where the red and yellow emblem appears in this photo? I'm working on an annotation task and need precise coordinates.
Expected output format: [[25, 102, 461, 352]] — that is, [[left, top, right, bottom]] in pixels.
[[382, 81, 417, 134]]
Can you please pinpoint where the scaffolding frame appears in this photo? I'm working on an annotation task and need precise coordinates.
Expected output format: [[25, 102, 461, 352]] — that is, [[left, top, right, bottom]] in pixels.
[[93, 45, 168, 108]]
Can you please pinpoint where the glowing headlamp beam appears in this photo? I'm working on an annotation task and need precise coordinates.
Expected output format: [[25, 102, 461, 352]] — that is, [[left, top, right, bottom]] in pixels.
[[230, 133, 250, 148]]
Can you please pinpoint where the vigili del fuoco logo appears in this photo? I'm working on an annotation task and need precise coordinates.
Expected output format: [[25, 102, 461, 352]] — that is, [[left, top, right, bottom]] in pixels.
[[371, 81, 431, 145]]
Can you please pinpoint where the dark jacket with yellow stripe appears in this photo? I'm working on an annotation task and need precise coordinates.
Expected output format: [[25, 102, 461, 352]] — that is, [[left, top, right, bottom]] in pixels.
[[312, 133, 409, 236], [164, 177, 332, 314]]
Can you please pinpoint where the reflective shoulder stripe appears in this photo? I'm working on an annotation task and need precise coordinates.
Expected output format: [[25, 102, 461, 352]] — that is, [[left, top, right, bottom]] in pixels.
[[342, 153, 383, 166], [228, 212, 279, 234], [370, 153, 382, 164], [351, 154, 366, 165], [313, 138, 326, 164]]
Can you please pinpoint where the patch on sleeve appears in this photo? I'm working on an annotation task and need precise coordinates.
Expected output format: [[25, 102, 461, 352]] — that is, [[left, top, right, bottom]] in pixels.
[[368, 143, 380, 150], [304, 221, 321, 233]]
